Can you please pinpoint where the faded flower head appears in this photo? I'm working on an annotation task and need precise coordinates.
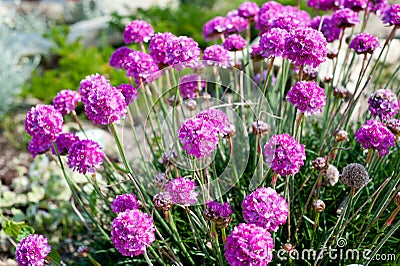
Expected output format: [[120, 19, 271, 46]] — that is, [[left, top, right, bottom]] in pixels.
[[382, 4, 400, 26], [386, 119, 400, 138], [179, 74, 206, 99], [149, 32, 176, 67], [341, 163, 369, 188], [24, 104, 63, 142], [51, 132, 80, 156], [116, 84, 139, 105], [259, 28, 287, 58], [196, 109, 231, 136], [368, 89, 400, 120], [28, 137, 52, 158], [166, 36, 201, 68], [349, 33, 380, 54], [53, 90, 81, 115], [225, 223, 274, 266], [287, 81, 326, 116], [153, 192, 173, 211], [309, 15, 341, 43], [332, 8, 361, 28], [153, 173, 169, 189], [123, 19, 154, 44], [322, 164, 340, 186], [203, 44, 230, 66], [204, 201, 233, 228], [238, 2, 259, 18], [223, 34, 247, 52], [263, 133, 306, 176], [15, 234, 51, 266], [111, 209, 155, 257], [67, 139, 104, 174], [203, 16, 227, 41], [242, 187, 288, 231], [283, 27, 328, 68], [111, 194, 141, 213], [355, 119, 395, 156], [109, 47, 132, 69], [335, 129, 349, 142], [165, 177, 198, 206]]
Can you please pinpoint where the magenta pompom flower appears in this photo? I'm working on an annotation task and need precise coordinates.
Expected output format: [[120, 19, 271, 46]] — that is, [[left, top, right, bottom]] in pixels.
[[259, 28, 287, 58], [179, 74, 206, 99], [178, 117, 219, 158], [283, 27, 328, 68], [28, 137, 52, 158], [67, 139, 104, 174], [238, 2, 259, 19], [204, 201, 233, 228], [165, 177, 198, 206], [332, 8, 361, 28], [344, 0, 368, 11], [263, 133, 306, 176], [355, 119, 395, 156], [84, 85, 127, 125], [196, 109, 232, 136], [109, 47, 132, 69], [382, 4, 400, 26], [287, 81, 326, 116], [256, 1, 284, 32], [368, 0, 388, 16], [202, 44, 230, 66], [309, 15, 341, 43], [123, 20, 154, 44], [149, 32, 176, 67], [53, 90, 81, 115], [223, 34, 247, 52], [111, 194, 142, 213], [307, 0, 337, 10], [270, 12, 307, 31], [242, 187, 288, 231], [349, 33, 380, 54], [51, 132, 80, 155], [15, 234, 51, 266], [24, 104, 63, 142], [368, 89, 400, 120], [225, 223, 274, 266], [111, 209, 156, 257], [78, 73, 111, 102], [117, 84, 139, 105], [165, 36, 201, 68], [225, 13, 248, 34], [124, 51, 159, 84], [203, 16, 227, 41]]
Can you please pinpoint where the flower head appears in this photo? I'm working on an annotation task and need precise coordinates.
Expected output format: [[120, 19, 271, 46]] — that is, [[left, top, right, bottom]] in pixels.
[[355, 119, 395, 156], [204, 201, 233, 228], [225, 13, 248, 34], [123, 20, 154, 44], [270, 12, 307, 31], [179, 74, 206, 99], [15, 234, 51, 266], [109, 47, 132, 69], [166, 36, 201, 68], [263, 133, 306, 176], [223, 34, 247, 52], [153, 192, 173, 211], [51, 132, 80, 155], [225, 223, 274, 266], [202, 44, 230, 66], [349, 33, 380, 54], [287, 81, 326, 115], [67, 139, 104, 174], [309, 15, 342, 43], [124, 51, 159, 84], [386, 119, 400, 138], [368, 89, 400, 120], [165, 177, 198, 206], [242, 187, 288, 231], [111, 209, 155, 257], [382, 4, 400, 25], [203, 16, 227, 41], [344, 0, 368, 11], [322, 164, 340, 186], [283, 27, 328, 68], [149, 32, 176, 67], [332, 8, 361, 28], [256, 1, 285, 32], [53, 90, 81, 115], [117, 84, 139, 105], [238, 2, 260, 18], [78, 73, 111, 102], [341, 163, 369, 188], [196, 108, 232, 136], [111, 194, 141, 213], [307, 0, 337, 10], [24, 104, 63, 142], [28, 137, 52, 158], [259, 28, 287, 58]]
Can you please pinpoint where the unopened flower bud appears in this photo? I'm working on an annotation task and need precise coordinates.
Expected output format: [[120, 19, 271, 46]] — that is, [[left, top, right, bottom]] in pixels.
[[153, 173, 169, 189], [153, 192, 173, 211], [312, 199, 325, 212], [168, 95, 180, 107], [283, 243, 294, 252], [327, 47, 338, 59], [162, 150, 178, 166], [252, 121, 270, 135], [333, 86, 348, 99], [184, 99, 197, 111], [394, 192, 400, 207], [312, 157, 328, 171], [334, 129, 349, 142]]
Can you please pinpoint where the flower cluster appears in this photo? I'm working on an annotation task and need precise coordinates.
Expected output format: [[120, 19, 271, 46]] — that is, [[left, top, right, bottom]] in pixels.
[[53, 90, 81, 115], [355, 119, 395, 156], [203, 16, 227, 41], [368, 89, 399, 120], [307, 0, 336, 10], [116, 84, 139, 105], [204, 201, 233, 228], [202, 44, 230, 66], [309, 15, 341, 43], [15, 234, 51, 266], [263, 134, 306, 176], [287, 81, 327, 116], [225, 223, 274, 266], [124, 51, 159, 84], [332, 8, 361, 28], [225, 13, 248, 34], [238, 2, 259, 19], [349, 33, 380, 54], [165, 177, 198, 205], [165, 36, 201, 68], [242, 187, 288, 231], [368, 0, 388, 16], [109, 46, 132, 69], [196, 109, 232, 136], [179, 74, 206, 99], [25, 105, 63, 143], [111, 193, 141, 213], [28, 137, 52, 158], [111, 209, 155, 256], [123, 19, 154, 44], [148, 32, 176, 67], [382, 4, 400, 26], [78, 73, 111, 101], [67, 140, 104, 174], [223, 34, 247, 51], [51, 132, 80, 155], [259, 28, 287, 58]]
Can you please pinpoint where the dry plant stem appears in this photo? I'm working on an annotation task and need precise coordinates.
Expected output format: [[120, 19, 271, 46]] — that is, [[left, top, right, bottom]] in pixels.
[[140, 42, 146, 53], [185, 206, 200, 248], [285, 175, 291, 242]]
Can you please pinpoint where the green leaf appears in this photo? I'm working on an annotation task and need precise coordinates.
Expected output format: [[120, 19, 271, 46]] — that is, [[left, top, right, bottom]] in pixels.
[[16, 225, 35, 242], [47, 249, 61, 265], [3, 220, 35, 241]]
